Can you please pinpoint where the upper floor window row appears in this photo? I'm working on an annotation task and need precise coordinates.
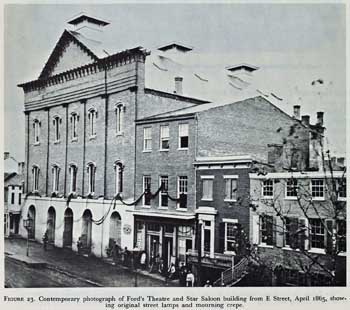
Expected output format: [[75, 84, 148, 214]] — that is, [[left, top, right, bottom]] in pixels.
[[142, 175, 188, 209], [200, 175, 238, 202], [261, 178, 346, 200], [143, 123, 189, 152]]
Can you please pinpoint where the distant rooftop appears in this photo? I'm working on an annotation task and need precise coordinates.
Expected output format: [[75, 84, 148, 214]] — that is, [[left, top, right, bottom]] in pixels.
[[226, 63, 259, 72], [158, 42, 193, 53], [67, 13, 110, 26]]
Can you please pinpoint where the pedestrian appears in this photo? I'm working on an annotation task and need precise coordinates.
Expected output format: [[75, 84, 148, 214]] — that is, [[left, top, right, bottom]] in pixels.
[[158, 258, 165, 275], [42, 231, 48, 251], [122, 247, 130, 267], [168, 263, 176, 280], [112, 241, 120, 265], [186, 270, 195, 287], [77, 237, 82, 254], [179, 262, 187, 287], [140, 251, 147, 269]]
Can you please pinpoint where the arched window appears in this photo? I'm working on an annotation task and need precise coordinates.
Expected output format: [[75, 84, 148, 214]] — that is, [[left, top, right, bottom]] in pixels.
[[87, 162, 96, 194], [114, 161, 124, 194], [33, 119, 41, 144], [69, 164, 78, 193], [32, 165, 40, 192], [70, 112, 79, 140], [51, 164, 60, 193], [115, 103, 124, 135], [52, 116, 62, 142], [88, 108, 97, 137]]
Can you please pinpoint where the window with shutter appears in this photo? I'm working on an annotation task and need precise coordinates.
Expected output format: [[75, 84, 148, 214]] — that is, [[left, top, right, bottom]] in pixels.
[[143, 127, 152, 151], [260, 215, 273, 246], [201, 179, 213, 200], [178, 123, 189, 149], [325, 219, 334, 255], [160, 125, 169, 150], [310, 218, 325, 249]]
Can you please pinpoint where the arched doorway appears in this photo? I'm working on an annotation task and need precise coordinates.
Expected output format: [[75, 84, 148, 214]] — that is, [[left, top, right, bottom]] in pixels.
[[63, 208, 73, 247], [47, 207, 56, 244], [27, 205, 36, 239], [81, 209, 92, 252], [109, 211, 122, 248]]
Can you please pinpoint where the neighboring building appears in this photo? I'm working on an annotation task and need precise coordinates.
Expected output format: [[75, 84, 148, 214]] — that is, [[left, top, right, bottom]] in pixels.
[[249, 117, 346, 286], [133, 96, 319, 281], [190, 155, 253, 282], [4, 155, 25, 237]]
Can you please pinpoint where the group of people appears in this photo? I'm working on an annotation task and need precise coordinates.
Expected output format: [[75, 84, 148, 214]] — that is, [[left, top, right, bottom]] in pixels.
[[111, 242, 131, 266], [108, 243, 213, 287]]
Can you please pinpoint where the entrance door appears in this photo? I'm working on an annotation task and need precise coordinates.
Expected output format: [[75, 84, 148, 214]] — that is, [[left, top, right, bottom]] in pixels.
[[109, 211, 122, 248], [27, 206, 36, 239], [47, 207, 56, 244], [204, 229, 211, 252], [148, 235, 160, 263], [163, 237, 173, 270], [63, 208, 73, 247], [81, 210, 92, 251]]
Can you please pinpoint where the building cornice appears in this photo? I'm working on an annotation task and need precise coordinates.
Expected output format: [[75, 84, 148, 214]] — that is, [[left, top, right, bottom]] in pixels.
[[249, 170, 345, 179], [18, 46, 149, 93]]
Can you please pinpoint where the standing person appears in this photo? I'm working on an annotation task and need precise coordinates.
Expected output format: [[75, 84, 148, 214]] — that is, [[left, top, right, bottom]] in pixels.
[[112, 241, 120, 265], [140, 251, 147, 270], [77, 237, 82, 255], [168, 263, 176, 280], [123, 247, 130, 267], [42, 231, 48, 251], [179, 262, 187, 287], [186, 269, 195, 287]]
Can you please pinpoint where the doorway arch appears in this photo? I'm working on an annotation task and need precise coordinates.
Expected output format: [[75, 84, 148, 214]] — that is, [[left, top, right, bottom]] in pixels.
[[47, 207, 56, 244], [27, 205, 36, 239], [109, 211, 122, 248], [81, 209, 92, 251], [63, 208, 73, 247]]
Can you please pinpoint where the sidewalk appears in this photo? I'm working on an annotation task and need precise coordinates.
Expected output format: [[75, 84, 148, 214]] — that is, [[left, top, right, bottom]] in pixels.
[[5, 237, 179, 287]]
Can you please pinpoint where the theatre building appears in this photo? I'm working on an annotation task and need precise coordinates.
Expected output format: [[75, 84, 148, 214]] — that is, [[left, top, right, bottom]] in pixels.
[[18, 13, 330, 277]]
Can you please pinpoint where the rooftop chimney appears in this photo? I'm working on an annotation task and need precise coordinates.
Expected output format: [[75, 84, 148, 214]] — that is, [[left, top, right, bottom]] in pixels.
[[316, 111, 324, 126], [18, 162, 25, 175], [337, 157, 345, 167], [301, 115, 310, 126], [331, 156, 337, 168], [267, 144, 283, 165], [293, 105, 301, 120], [174, 76, 183, 95], [4, 152, 10, 160]]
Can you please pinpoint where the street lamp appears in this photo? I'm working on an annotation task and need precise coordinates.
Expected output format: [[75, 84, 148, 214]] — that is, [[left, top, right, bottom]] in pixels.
[[132, 247, 139, 287], [196, 218, 203, 287], [23, 218, 33, 257]]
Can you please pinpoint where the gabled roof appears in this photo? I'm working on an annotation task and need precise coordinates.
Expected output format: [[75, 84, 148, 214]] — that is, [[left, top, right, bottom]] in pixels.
[[67, 14, 110, 26], [158, 42, 193, 53], [139, 95, 261, 121], [38, 29, 99, 79], [5, 173, 24, 187], [226, 63, 259, 72]]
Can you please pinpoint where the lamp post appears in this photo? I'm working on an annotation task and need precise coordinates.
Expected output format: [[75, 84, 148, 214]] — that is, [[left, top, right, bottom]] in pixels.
[[23, 218, 33, 257], [132, 247, 139, 287], [196, 218, 203, 287]]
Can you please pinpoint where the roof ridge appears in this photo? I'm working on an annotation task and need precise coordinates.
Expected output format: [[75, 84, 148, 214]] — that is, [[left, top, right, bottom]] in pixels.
[[38, 29, 99, 80]]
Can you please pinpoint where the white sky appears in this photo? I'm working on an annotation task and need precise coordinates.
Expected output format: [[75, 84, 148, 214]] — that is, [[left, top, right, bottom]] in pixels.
[[4, 3, 346, 162]]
